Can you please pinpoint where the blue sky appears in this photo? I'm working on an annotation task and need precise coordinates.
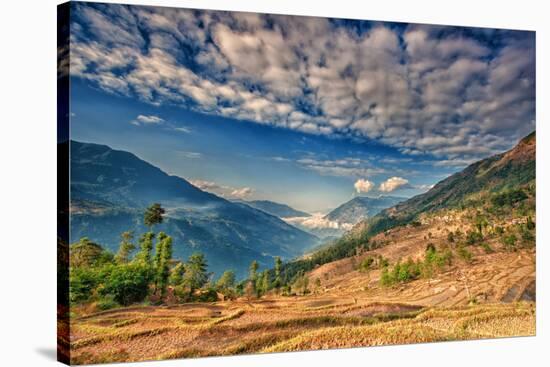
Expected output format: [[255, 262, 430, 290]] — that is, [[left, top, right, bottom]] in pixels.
[[68, 2, 535, 213]]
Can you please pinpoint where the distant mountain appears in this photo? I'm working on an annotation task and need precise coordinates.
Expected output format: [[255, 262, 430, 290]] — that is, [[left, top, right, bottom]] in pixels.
[[283, 196, 404, 240], [363, 131, 536, 236], [235, 200, 311, 218], [69, 141, 319, 278], [325, 196, 405, 225]]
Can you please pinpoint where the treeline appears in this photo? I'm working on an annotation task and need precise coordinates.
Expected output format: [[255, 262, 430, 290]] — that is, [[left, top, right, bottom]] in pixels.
[[70, 204, 307, 310]]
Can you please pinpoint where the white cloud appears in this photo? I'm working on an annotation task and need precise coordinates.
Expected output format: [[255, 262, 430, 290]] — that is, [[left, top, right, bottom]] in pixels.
[[71, 4, 535, 165], [284, 213, 353, 231], [230, 187, 253, 199], [190, 179, 253, 199], [131, 114, 164, 125], [379, 177, 409, 192], [354, 179, 375, 193]]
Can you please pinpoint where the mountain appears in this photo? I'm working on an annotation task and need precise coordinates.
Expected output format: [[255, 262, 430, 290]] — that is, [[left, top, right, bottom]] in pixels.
[[235, 200, 311, 218], [324, 196, 405, 225], [281, 132, 536, 280], [283, 196, 404, 240], [364, 131, 536, 236], [69, 141, 319, 278]]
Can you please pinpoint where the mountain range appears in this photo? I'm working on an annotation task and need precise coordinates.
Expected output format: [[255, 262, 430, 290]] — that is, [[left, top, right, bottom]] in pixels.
[[69, 141, 319, 278], [233, 200, 311, 218]]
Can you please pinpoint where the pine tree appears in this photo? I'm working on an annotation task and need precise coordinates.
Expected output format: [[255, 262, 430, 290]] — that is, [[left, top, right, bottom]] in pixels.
[[115, 231, 135, 263], [136, 232, 155, 264], [144, 203, 165, 231], [274, 256, 282, 292], [184, 253, 208, 293]]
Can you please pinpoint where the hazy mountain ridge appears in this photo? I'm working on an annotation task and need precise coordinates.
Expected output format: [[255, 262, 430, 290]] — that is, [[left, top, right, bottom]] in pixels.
[[234, 199, 311, 218], [69, 141, 319, 278], [325, 196, 405, 225]]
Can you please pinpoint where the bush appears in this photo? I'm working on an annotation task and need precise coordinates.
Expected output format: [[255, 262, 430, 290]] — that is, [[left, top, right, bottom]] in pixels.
[[96, 295, 119, 311], [98, 262, 153, 306], [194, 288, 219, 302], [481, 242, 494, 253], [457, 245, 473, 263], [503, 233, 518, 251], [69, 267, 101, 304], [465, 230, 483, 245]]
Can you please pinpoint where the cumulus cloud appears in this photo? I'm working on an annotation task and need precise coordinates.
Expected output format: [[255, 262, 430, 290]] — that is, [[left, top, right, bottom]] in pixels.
[[70, 3, 535, 164], [379, 177, 409, 192], [131, 114, 164, 125], [354, 179, 375, 193]]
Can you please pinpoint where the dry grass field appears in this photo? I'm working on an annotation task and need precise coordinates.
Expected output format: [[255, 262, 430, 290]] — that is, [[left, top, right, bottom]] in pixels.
[[70, 298, 535, 364]]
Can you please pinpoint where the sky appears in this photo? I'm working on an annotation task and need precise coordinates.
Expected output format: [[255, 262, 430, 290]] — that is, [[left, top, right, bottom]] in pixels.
[[67, 2, 535, 213]]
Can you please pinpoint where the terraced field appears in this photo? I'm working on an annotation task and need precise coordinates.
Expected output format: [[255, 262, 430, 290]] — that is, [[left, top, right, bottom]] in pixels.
[[70, 298, 535, 364]]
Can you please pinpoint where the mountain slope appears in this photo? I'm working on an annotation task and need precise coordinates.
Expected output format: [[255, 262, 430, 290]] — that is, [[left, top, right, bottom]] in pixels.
[[281, 131, 536, 279], [364, 131, 535, 236], [69, 141, 319, 278], [235, 200, 311, 218], [325, 196, 405, 225]]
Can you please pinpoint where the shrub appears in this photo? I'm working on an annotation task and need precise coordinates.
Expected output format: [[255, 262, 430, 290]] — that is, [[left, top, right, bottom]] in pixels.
[[481, 242, 494, 253], [98, 262, 153, 306], [503, 233, 518, 251], [457, 245, 473, 263], [465, 230, 483, 245]]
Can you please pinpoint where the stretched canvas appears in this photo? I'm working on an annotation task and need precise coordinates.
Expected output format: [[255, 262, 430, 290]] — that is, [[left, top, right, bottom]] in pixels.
[[57, 1, 536, 365]]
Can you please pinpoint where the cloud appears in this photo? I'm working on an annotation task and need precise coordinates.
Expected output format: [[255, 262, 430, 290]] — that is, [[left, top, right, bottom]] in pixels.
[[230, 187, 253, 199], [172, 126, 191, 133], [176, 151, 202, 159], [296, 157, 386, 178], [284, 213, 353, 231], [71, 3, 535, 165], [354, 179, 375, 193], [131, 114, 164, 125], [190, 179, 253, 199], [379, 177, 409, 192]]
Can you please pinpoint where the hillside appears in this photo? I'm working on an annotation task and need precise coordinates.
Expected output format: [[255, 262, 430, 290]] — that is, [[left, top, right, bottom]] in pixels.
[[325, 196, 405, 225], [364, 132, 535, 236], [69, 141, 319, 278], [235, 200, 311, 218], [281, 132, 536, 280]]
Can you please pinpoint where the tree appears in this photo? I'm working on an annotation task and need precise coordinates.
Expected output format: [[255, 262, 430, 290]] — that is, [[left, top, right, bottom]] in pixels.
[[115, 231, 135, 263], [249, 260, 259, 282], [183, 253, 208, 292], [169, 262, 185, 286], [155, 233, 173, 297], [98, 262, 153, 306], [259, 270, 270, 297], [273, 257, 283, 291], [135, 232, 155, 263], [70, 238, 112, 268], [144, 203, 165, 230], [216, 270, 236, 291]]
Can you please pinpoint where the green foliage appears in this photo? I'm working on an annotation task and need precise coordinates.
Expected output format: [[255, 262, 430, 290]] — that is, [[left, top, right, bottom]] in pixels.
[[144, 203, 165, 229], [292, 271, 309, 295], [98, 262, 153, 306], [70, 267, 101, 304], [194, 288, 218, 302], [481, 242, 494, 254], [136, 232, 155, 263], [249, 260, 259, 282], [503, 233, 518, 251], [154, 233, 173, 297], [491, 188, 528, 207], [216, 270, 236, 292], [70, 238, 113, 268], [457, 245, 473, 263], [273, 257, 283, 290], [115, 231, 135, 264], [169, 262, 185, 286], [183, 253, 208, 292], [465, 230, 483, 245]]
